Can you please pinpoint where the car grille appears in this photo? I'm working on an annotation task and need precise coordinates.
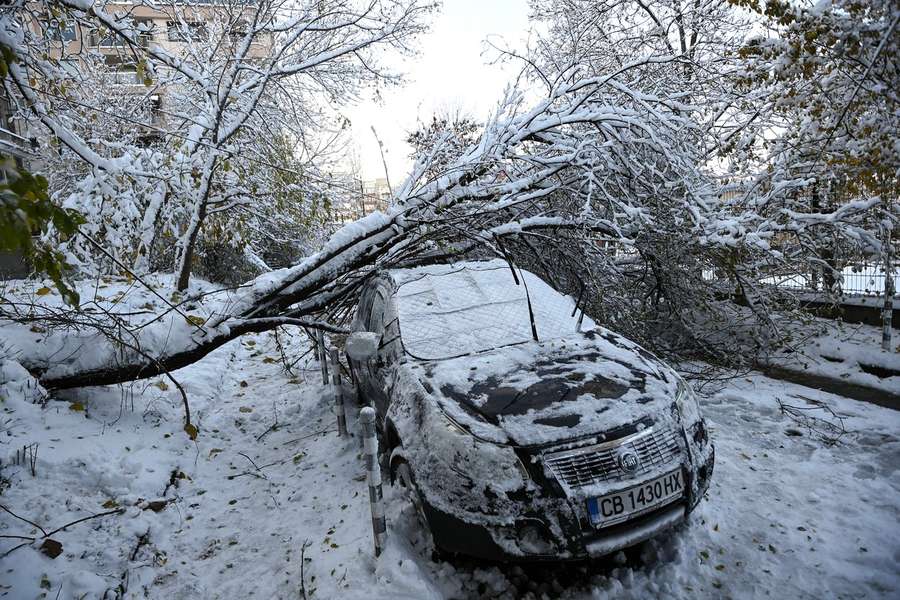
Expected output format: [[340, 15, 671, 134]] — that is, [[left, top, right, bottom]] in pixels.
[[543, 425, 682, 491]]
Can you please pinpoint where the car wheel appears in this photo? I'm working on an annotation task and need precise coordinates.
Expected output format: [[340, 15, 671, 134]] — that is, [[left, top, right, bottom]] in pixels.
[[392, 459, 441, 560]]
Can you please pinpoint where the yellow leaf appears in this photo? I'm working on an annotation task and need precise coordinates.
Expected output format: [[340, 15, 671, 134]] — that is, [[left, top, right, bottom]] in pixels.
[[154, 381, 169, 391], [185, 315, 206, 327], [262, 357, 277, 364], [102, 499, 119, 509], [184, 423, 198, 440], [238, 406, 252, 413], [36, 286, 52, 296], [69, 401, 85, 412]]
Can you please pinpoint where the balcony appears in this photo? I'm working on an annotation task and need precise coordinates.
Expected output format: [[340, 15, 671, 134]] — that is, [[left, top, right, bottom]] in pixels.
[[89, 31, 153, 48]]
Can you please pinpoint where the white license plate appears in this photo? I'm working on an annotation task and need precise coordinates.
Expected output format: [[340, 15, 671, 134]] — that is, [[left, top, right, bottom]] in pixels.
[[587, 470, 684, 527]]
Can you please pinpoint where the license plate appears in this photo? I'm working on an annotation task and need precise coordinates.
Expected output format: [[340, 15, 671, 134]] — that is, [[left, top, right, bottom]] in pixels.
[[587, 470, 683, 527]]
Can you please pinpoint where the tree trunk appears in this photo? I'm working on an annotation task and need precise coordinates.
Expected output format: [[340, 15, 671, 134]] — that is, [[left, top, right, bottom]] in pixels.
[[175, 201, 206, 291], [34, 319, 272, 390], [175, 156, 217, 291]]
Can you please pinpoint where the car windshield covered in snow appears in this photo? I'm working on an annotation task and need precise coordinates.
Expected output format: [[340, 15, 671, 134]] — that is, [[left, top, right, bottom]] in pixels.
[[394, 262, 592, 360]]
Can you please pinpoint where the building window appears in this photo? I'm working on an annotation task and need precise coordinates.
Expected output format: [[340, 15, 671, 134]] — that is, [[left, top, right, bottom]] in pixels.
[[167, 21, 208, 42], [89, 20, 153, 47], [45, 20, 77, 42], [103, 56, 140, 85], [229, 20, 248, 42]]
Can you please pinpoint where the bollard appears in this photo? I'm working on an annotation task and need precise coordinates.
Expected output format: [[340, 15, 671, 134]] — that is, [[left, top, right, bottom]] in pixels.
[[360, 407, 386, 557], [316, 329, 328, 384], [883, 223, 894, 352], [330, 348, 348, 437]]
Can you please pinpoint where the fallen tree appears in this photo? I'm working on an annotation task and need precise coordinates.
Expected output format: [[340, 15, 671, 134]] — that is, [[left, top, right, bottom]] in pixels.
[[13, 60, 719, 389]]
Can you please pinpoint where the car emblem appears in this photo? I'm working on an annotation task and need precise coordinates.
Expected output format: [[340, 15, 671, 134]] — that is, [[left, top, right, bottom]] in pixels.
[[618, 450, 640, 474]]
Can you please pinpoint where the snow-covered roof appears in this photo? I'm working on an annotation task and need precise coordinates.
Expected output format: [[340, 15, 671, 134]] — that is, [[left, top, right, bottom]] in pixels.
[[391, 260, 594, 360]]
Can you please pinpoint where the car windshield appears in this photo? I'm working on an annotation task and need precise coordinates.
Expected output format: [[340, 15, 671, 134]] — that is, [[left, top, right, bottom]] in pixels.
[[395, 262, 592, 360]]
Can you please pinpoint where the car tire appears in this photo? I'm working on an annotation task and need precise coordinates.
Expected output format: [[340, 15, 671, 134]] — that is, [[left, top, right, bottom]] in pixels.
[[391, 459, 442, 561]]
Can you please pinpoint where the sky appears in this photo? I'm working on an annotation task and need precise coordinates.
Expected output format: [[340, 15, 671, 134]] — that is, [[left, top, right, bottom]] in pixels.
[[343, 0, 531, 185]]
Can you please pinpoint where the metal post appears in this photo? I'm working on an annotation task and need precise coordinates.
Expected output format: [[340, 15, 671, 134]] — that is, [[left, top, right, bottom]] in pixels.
[[359, 407, 386, 557], [316, 329, 328, 384], [883, 223, 894, 352], [330, 348, 348, 437]]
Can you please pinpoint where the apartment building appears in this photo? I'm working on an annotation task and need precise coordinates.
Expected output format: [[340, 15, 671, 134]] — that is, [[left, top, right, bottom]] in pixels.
[[361, 177, 391, 212], [329, 176, 393, 224], [34, 1, 271, 136]]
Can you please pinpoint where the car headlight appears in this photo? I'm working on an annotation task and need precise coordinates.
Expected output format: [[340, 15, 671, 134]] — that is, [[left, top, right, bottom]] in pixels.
[[675, 378, 702, 424], [433, 407, 529, 489]]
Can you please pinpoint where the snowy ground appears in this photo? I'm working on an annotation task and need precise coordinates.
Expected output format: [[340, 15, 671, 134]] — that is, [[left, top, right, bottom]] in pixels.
[[2, 279, 900, 599]]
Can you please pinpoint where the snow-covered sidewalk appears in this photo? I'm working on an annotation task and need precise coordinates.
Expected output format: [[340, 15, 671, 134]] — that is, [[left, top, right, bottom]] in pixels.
[[763, 318, 900, 400], [2, 332, 899, 599]]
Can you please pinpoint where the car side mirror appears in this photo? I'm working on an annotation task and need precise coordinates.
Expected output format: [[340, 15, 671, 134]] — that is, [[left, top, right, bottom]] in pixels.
[[346, 332, 380, 364]]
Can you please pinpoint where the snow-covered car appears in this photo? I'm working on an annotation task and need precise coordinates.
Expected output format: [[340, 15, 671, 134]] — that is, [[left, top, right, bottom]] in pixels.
[[346, 260, 714, 561]]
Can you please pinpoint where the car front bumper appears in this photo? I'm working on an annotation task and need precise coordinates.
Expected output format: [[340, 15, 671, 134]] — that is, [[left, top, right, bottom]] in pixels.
[[419, 449, 714, 562]]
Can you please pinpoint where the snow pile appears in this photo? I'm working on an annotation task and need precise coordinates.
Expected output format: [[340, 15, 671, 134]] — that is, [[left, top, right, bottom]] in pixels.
[[0, 354, 45, 406], [765, 319, 900, 396]]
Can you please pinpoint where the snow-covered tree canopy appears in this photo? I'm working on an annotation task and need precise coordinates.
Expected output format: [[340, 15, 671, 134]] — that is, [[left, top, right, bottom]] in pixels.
[[500, 0, 897, 359], [727, 0, 899, 198], [1, 0, 435, 288], [405, 110, 480, 180]]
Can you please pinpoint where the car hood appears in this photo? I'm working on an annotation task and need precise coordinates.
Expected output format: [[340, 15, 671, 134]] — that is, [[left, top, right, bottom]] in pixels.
[[409, 328, 680, 447]]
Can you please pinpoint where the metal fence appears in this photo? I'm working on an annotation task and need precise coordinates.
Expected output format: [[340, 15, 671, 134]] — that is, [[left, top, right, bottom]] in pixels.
[[762, 263, 898, 297]]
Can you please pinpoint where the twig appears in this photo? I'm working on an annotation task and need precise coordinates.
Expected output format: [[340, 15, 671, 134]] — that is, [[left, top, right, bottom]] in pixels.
[[129, 528, 151, 562], [282, 427, 334, 445], [0, 503, 47, 536], [777, 396, 848, 445], [0, 541, 32, 559], [256, 401, 280, 442], [300, 538, 311, 600], [43, 508, 126, 539], [0, 505, 124, 558], [28, 443, 37, 477], [238, 452, 262, 471]]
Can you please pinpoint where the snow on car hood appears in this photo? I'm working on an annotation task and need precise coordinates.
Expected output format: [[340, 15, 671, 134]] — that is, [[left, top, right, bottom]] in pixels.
[[409, 328, 679, 447]]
